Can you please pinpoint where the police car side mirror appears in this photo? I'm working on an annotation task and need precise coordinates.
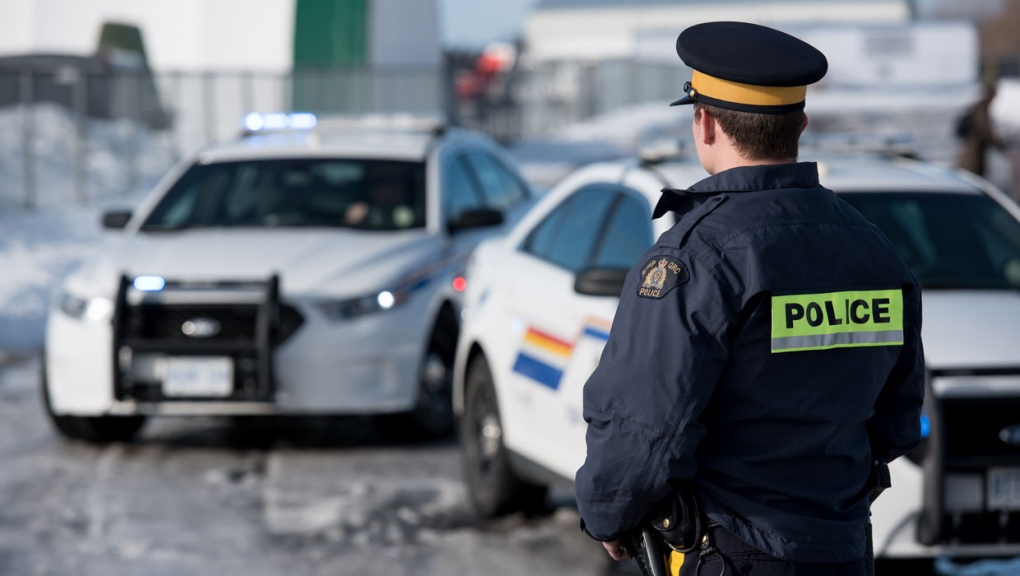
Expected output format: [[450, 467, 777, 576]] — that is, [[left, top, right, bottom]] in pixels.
[[102, 210, 133, 230], [447, 208, 504, 234], [574, 267, 628, 297]]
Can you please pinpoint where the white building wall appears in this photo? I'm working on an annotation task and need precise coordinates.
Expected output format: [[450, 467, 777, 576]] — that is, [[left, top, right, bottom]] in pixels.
[[0, 0, 295, 72], [370, 0, 441, 66], [526, 1, 911, 61]]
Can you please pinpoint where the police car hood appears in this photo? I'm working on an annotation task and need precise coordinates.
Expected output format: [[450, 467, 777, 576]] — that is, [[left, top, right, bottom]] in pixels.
[[67, 228, 442, 298], [922, 291, 1020, 370]]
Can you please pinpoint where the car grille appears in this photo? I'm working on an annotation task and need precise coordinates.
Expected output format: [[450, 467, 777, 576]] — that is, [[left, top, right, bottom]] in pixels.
[[921, 385, 1020, 545], [113, 295, 303, 402], [123, 303, 303, 345], [944, 398, 1020, 468]]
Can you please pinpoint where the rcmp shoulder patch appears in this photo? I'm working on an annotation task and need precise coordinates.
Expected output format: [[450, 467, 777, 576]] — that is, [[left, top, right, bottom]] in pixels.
[[637, 255, 689, 299]]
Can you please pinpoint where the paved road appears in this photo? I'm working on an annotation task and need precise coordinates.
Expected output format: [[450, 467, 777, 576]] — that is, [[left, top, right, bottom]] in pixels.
[[0, 355, 945, 576], [0, 356, 627, 576]]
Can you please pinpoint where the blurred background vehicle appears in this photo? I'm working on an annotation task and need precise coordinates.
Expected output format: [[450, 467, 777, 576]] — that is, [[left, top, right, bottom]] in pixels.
[[452, 144, 1020, 564], [42, 112, 535, 444]]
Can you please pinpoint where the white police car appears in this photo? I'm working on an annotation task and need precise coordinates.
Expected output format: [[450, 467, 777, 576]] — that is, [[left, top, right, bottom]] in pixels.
[[44, 113, 535, 443], [453, 148, 1020, 560]]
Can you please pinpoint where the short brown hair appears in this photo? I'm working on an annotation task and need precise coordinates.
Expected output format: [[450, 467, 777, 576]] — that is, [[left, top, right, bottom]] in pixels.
[[694, 102, 804, 162]]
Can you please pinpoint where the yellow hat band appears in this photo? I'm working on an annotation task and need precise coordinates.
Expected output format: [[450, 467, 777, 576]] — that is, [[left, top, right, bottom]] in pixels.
[[690, 70, 807, 107]]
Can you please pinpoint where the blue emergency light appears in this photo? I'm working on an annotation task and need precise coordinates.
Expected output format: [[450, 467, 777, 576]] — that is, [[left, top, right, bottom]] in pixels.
[[243, 112, 318, 133], [133, 275, 166, 292]]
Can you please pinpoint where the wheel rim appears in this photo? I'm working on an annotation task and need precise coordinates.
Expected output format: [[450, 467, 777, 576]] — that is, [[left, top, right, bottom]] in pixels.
[[478, 413, 502, 473], [469, 380, 503, 482], [416, 351, 452, 428]]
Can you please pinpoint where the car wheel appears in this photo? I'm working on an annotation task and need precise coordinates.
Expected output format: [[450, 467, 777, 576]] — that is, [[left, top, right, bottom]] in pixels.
[[461, 354, 548, 518], [374, 310, 457, 442], [40, 357, 146, 444]]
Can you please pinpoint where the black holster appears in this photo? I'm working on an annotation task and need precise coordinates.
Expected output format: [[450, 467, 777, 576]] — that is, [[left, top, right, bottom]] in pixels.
[[649, 487, 705, 553], [624, 487, 706, 576], [867, 460, 891, 504]]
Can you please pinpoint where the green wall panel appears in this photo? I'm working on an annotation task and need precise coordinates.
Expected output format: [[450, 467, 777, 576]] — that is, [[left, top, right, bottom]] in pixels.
[[293, 0, 368, 68]]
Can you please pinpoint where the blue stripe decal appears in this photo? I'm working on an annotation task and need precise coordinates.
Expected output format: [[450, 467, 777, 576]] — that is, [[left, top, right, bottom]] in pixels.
[[582, 326, 610, 342], [512, 353, 564, 390]]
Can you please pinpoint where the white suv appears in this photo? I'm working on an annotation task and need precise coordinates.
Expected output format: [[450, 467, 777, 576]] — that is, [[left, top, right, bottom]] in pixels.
[[453, 149, 1020, 560], [43, 113, 535, 443]]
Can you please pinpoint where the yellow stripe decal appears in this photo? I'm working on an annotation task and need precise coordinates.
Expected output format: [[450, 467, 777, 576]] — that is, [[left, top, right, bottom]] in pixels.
[[524, 330, 573, 358], [692, 70, 807, 107]]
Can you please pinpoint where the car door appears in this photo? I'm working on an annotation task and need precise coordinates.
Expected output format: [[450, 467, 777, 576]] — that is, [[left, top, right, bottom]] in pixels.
[[546, 188, 656, 474], [496, 185, 651, 477]]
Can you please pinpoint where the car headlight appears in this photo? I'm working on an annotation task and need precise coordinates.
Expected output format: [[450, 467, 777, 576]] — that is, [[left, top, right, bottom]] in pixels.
[[315, 278, 427, 321], [58, 291, 114, 322]]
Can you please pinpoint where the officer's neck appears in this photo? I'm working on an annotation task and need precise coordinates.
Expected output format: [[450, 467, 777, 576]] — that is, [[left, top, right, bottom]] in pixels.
[[700, 146, 796, 175], [696, 126, 796, 175]]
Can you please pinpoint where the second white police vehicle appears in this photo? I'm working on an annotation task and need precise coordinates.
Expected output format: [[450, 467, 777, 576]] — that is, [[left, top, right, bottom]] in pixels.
[[44, 113, 535, 443], [454, 145, 1020, 560]]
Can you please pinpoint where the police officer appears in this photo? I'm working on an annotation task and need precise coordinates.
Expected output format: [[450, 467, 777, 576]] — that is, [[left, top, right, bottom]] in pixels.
[[575, 22, 924, 575]]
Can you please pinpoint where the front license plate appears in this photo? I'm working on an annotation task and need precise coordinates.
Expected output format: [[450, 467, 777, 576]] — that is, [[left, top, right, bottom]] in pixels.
[[987, 467, 1020, 510], [162, 357, 233, 397]]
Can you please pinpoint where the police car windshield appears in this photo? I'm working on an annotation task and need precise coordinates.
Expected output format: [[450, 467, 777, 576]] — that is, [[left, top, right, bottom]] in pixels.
[[840, 192, 1020, 290], [140, 159, 427, 231]]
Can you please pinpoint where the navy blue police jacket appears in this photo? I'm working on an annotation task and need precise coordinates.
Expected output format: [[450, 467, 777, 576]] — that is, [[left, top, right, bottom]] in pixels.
[[575, 162, 924, 563]]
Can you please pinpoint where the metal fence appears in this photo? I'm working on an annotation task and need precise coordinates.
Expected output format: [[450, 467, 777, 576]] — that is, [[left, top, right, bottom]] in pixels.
[[0, 59, 696, 209], [2, 58, 978, 210], [0, 65, 451, 210]]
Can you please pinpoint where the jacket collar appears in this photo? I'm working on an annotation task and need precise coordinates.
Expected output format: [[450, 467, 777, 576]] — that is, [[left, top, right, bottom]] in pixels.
[[653, 162, 820, 219]]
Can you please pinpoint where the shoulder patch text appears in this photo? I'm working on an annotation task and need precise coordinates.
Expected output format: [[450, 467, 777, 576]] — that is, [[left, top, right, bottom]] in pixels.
[[637, 256, 689, 299]]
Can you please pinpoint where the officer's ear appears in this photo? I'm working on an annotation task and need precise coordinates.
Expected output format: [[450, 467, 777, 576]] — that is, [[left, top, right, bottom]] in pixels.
[[694, 107, 716, 145], [800, 112, 809, 135]]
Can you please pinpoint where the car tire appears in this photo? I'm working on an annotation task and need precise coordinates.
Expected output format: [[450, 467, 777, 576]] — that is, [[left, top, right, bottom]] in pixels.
[[40, 357, 146, 444], [374, 309, 458, 442], [461, 354, 548, 519]]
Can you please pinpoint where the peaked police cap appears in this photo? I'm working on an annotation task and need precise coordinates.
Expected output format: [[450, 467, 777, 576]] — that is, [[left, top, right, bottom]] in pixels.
[[670, 22, 828, 114]]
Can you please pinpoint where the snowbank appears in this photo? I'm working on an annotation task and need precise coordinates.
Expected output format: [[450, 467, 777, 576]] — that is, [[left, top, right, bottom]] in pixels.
[[0, 103, 170, 352], [0, 103, 177, 210]]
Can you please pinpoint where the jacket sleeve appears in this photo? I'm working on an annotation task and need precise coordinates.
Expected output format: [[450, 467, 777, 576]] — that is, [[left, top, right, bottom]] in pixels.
[[574, 246, 737, 541], [867, 282, 925, 464]]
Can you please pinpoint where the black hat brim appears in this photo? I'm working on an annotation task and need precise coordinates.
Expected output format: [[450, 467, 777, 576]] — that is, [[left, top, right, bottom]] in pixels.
[[669, 95, 695, 107]]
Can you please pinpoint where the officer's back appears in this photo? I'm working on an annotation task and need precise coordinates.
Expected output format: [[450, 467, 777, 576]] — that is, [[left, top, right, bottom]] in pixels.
[[575, 22, 925, 575]]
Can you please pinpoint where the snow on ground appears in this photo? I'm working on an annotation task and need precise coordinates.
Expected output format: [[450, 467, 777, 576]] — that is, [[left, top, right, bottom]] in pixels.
[[0, 205, 108, 352]]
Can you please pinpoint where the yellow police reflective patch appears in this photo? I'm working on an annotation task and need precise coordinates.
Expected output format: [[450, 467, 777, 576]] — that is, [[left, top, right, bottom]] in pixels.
[[771, 289, 903, 353], [637, 256, 689, 299]]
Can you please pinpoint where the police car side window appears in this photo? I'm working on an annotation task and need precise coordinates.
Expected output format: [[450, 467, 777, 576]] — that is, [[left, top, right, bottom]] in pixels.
[[523, 186, 617, 272], [464, 152, 528, 208], [592, 193, 654, 268], [524, 198, 571, 259], [442, 155, 484, 220]]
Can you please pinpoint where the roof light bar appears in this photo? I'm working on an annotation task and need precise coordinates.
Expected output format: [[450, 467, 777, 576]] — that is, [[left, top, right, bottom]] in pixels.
[[243, 112, 318, 133], [314, 113, 446, 134], [132, 275, 166, 292]]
